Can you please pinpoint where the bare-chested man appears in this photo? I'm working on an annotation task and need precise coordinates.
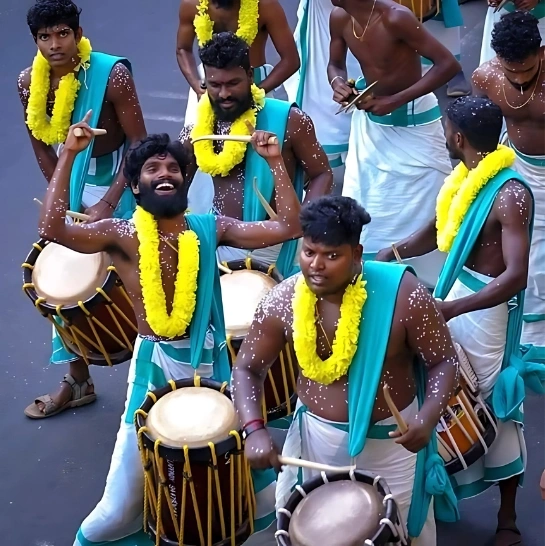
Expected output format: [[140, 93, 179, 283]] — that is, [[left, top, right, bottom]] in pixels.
[[378, 96, 538, 546], [177, 0, 299, 126], [180, 32, 332, 277], [19, 0, 147, 420], [232, 195, 460, 545], [39, 114, 302, 545], [328, 0, 460, 287], [473, 11, 545, 363]]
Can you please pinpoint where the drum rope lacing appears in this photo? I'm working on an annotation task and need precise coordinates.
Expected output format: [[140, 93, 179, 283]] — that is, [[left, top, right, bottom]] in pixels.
[[135, 377, 256, 546]]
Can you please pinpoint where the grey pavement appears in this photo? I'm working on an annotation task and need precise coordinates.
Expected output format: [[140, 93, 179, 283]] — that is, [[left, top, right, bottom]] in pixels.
[[0, 0, 543, 545]]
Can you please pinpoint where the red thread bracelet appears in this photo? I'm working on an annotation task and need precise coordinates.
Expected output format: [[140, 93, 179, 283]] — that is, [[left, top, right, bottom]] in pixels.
[[242, 418, 265, 431]]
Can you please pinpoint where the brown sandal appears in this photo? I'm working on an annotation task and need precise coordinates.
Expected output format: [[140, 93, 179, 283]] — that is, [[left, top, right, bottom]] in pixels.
[[24, 374, 96, 419]]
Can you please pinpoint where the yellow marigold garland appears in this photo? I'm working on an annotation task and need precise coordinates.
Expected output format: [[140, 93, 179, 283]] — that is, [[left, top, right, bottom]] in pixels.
[[194, 0, 259, 47], [436, 145, 516, 252], [191, 84, 265, 177], [133, 206, 200, 339], [292, 274, 367, 385], [26, 37, 92, 145]]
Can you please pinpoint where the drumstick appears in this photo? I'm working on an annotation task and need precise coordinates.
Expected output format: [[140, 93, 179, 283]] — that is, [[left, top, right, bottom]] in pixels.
[[335, 80, 378, 115], [278, 456, 356, 474], [383, 384, 408, 433], [253, 177, 278, 220], [391, 244, 403, 264], [33, 198, 91, 222], [74, 127, 107, 137], [191, 134, 278, 145]]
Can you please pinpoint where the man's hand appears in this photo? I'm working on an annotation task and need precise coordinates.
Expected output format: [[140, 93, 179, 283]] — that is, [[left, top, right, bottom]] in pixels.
[[332, 79, 357, 105], [247, 123, 281, 160], [375, 248, 394, 262], [435, 299, 460, 323], [358, 95, 402, 116], [389, 417, 435, 453], [487, 0, 500, 6], [84, 200, 114, 223], [244, 428, 282, 472], [64, 110, 96, 154], [540, 469, 545, 500], [514, 0, 539, 10]]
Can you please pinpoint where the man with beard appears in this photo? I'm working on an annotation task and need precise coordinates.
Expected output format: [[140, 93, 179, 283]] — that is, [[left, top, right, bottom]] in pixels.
[[329, 0, 460, 288], [232, 195, 460, 546], [180, 31, 332, 278], [19, 0, 147, 420], [177, 0, 299, 126], [377, 97, 539, 546], [38, 113, 303, 545], [473, 11, 545, 365]]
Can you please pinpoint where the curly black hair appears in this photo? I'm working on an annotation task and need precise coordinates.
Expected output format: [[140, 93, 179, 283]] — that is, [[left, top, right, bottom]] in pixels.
[[27, 0, 81, 38], [300, 196, 371, 248], [491, 11, 542, 63], [199, 31, 251, 71], [446, 96, 503, 153], [123, 134, 189, 189]]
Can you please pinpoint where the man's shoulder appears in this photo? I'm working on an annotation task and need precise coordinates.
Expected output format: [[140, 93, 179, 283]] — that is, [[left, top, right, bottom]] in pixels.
[[259, 273, 298, 316], [495, 177, 533, 208], [18, 67, 32, 91], [473, 58, 501, 84]]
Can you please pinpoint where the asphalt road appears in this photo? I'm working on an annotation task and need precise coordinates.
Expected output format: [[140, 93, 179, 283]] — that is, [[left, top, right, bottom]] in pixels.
[[0, 1, 543, 545]]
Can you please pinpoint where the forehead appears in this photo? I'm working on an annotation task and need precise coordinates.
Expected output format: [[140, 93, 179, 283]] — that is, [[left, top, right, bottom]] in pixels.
[[302, 238, 352, 253], [499, 55, 538, 72], [37, 24, 73, 34], [204, 65, 248, 83], [142, 153, 179, 168]]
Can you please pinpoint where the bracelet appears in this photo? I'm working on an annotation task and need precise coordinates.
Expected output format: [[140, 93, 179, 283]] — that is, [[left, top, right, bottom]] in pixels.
[[243, 421, 266, 439], [100, 198, 115, 209], [330, 75, 345, 87], [242, 418, 265, 431]]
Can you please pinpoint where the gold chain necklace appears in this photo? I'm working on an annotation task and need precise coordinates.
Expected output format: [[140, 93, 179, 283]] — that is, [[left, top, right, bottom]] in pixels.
[[352, 0, 377, 41], [502, 58, 542, 110], [314, 303, 333, 353]]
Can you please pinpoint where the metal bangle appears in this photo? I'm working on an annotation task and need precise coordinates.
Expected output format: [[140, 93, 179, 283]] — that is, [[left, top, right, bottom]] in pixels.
[[330, 75, 345, 87]]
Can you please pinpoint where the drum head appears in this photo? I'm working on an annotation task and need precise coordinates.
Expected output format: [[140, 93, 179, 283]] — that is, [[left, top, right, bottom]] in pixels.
[[32, 243, 109, 306], [146, 387, 239, 448], [289, 480, 385, 546], [220, 269, 277, 338]]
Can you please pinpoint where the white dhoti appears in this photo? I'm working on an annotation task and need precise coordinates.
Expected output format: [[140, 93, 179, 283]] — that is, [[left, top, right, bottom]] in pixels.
[[74, 334, 215, 545], [184, 64, 276, 127], [512, 148, 545, 357], [342, 93, 451, 287], [276, 398, 436, 545], [480, 5, 545, 65], [445, 268, 526, 499], [284, 0, 361, 169]]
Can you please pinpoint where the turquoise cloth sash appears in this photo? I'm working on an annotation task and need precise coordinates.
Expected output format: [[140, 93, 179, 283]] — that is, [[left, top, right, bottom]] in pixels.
[[70, 52, 135, 218], [246, 98, 304, 277], [433, 0, 463, 27], [186, 214, 231, 382], [434, 168, 545, 422], [348, 261, 458, 537]]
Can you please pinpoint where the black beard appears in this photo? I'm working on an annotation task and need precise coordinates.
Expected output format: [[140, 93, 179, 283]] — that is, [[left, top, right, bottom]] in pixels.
[[212, 0, 236, 8], [210, 93, 253, 122], [137, 183, 188, 219]]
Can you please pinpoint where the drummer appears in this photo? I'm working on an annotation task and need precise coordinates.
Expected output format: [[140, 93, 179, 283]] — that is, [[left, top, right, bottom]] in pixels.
[[179, 31, 332, 277], [378, 96, 537, 546], [38, 116, 302, 545], [19, 0, 147, 419], [232, 195, 460, 545]]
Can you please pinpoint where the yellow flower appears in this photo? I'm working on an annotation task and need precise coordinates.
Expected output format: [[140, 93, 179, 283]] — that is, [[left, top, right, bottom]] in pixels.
[[191, 84, 265, 177], [133, 207, 200, 339], [436, 145, 516, 252], [194, 0, 259, 47], [26, 37, 92, 145], [292, 275, 367, 385]]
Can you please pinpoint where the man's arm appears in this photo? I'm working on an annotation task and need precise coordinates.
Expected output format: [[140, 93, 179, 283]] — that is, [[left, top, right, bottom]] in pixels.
[[258, 0, 300, 94], [382, 8, 460, 106], [393, 273, 459, 453], [89, 63, 147, 219], [327, 9, 357, 105], [176, 0, 204, 96], [18, 68, 59, 182], [39, 117, 121, 254], [444, 181, 533, 319], [217, 130, 302, 248], [287, 108, 333, 203], [376, 218, 437, 262]]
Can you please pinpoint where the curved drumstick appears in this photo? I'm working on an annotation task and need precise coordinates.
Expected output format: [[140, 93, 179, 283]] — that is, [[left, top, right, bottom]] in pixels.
[[73, 127, 107, 137], [383, 384, 408, 433], [33, 198, 90, 222], [278, 456, 356, 473], [191, 134, 278, 145]]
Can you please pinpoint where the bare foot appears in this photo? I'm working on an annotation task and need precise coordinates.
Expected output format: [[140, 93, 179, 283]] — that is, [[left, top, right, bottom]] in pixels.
[[495, 525, 522, 546]]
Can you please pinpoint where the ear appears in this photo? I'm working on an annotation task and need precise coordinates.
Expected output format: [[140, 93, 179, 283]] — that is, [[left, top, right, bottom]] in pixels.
[[131, 181, 140, 196], [75, 27, 83, 42], [248, 68, 254, 85], [456, 132, 464, 149], [353, 244, 363, 263]]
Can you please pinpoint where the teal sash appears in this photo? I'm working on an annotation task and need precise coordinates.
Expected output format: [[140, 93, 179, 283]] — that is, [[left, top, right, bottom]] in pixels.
[[348, 261, 458, 537], [432, 0, 463, 27], [186, 214, 231, 382], [434, 168, 545, 422], [70, 52, 135, 218], [245, 98, 304, 277]]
